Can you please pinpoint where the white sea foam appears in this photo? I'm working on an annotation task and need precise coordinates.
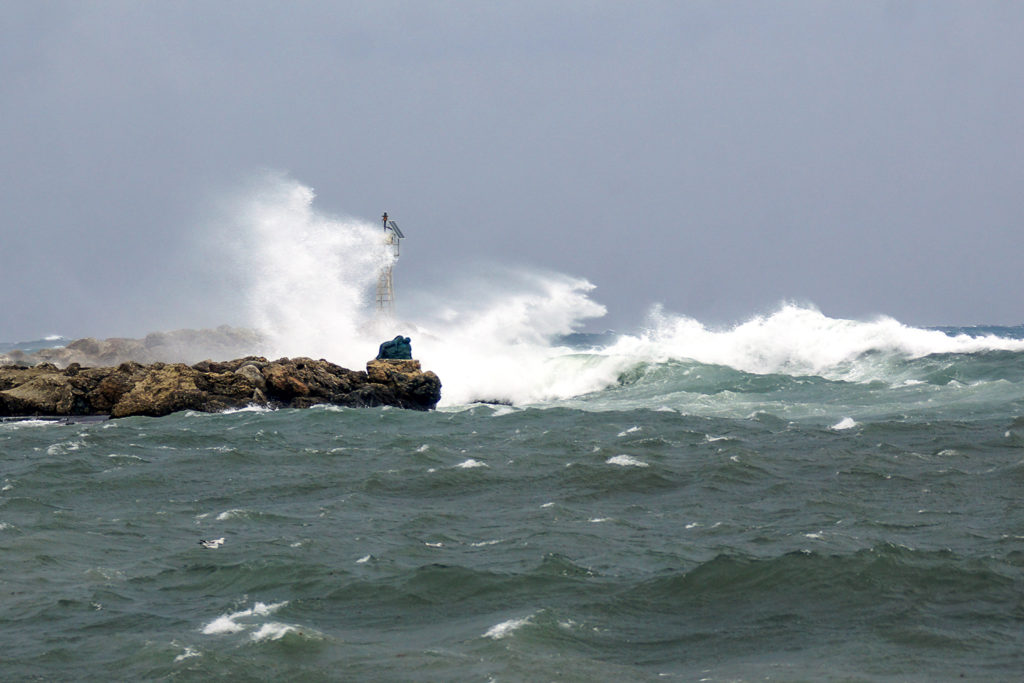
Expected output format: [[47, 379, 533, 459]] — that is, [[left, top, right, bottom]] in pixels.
[[456, 458, 488, 469], [603, 303, 1024, 381], [201, 601, 288, 636], [46, 440, 85, 455], [1, 419, 56, 430], [202, 614, 245, 635], [216, 509, 247, 521], [174, 646, 202, 662], [484, 615, 532, 639], [606, 455, 649, 468], [832, 417, 858, 430], [617, 426, 641, 437], [250, 623, 299, 641]]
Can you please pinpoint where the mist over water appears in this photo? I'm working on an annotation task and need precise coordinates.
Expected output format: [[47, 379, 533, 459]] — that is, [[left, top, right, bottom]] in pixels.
[[218, 177, 1024, 408]]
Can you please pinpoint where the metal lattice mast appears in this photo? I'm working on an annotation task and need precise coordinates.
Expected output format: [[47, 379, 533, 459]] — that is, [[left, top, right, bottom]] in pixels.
[[376, 212, 404, 315]]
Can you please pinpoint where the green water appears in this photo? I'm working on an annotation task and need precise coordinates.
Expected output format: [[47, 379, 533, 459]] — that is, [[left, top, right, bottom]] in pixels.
[[3, 375, 1023, 681]]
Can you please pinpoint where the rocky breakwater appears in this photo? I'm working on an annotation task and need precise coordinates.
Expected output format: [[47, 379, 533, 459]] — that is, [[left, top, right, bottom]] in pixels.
[[0, 356, 441, 419]]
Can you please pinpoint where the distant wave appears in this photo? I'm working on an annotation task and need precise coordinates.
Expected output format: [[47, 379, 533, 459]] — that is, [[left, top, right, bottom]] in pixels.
[[0, 336, 69, 354]]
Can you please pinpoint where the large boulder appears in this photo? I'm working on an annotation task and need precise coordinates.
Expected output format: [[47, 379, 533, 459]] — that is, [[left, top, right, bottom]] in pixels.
[[366, 359, 442, 410]]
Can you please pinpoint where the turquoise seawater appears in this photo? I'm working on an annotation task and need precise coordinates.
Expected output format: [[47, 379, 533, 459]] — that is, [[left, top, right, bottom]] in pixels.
[[2, 327, 1024, 680]]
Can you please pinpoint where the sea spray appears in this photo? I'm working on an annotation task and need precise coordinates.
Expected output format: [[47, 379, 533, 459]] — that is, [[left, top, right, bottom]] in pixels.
[[404, 268, 612, 406], [215, 177, 1024, 407], [220, 176, 615, 405], [224, 175, 392, 366]]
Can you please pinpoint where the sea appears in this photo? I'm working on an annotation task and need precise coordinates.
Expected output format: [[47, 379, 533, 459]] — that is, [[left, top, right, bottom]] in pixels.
[[2, 311, 1024, 682], [3, 183, 1023, 680]]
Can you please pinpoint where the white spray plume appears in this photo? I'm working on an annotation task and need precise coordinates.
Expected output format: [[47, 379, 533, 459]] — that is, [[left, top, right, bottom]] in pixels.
[[225, 175, 391, 366], [221, 176, 611, 404], [407, 269, 609, 405]]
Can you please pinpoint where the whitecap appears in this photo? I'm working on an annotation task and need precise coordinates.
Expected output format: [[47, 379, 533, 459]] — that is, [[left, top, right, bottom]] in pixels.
[[456, 458, 488, 469], [201, 601, 289, 636], [487, 404, 517, 417], [216, 509, 247, 521], [356, 554, 371, 563], [617, 426, 641, 437], [202, 614, 245, 635], [107, 453, 144, 461], [606, 454, 649, 468], [2, 419, 56, 430], [46, 440, 85, 455], [484, 616, 532, 639], [831, 417, 857, 430], [250, 623, 298, 641], [174, 647, 202, 662]]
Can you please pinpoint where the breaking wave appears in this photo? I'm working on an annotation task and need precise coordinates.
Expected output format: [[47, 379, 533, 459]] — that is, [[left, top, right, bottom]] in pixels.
[[213, 176, 1024, 408]]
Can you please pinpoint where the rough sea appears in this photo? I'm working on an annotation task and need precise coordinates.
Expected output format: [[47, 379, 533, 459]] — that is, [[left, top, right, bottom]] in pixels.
[[3, 313, 1023, 681], [3, 184, 1023, 680]]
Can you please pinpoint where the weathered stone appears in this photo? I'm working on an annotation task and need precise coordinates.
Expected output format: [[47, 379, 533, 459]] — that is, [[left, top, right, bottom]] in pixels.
[[234, 364, 266, 392], [0, 354, 441, 418], [366, 359, 441, 410]]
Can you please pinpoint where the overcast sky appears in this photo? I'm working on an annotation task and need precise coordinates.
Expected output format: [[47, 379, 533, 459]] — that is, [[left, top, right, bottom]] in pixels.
[[2, 1, 1022, 341]]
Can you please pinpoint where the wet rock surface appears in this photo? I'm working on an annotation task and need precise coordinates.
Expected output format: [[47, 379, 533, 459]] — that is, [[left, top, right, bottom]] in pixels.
[[0, 356, 441, 418]]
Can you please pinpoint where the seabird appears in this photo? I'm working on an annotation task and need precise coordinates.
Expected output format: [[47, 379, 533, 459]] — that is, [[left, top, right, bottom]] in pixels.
[[198, 537, 225, 549]]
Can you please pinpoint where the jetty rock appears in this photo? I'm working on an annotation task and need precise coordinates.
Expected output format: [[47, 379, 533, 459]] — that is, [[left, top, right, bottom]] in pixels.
[[0, 356, 441, 419]]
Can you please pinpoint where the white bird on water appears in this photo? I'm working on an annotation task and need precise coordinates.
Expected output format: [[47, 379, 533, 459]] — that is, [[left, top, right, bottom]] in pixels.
[[198, 537, 225, 549]]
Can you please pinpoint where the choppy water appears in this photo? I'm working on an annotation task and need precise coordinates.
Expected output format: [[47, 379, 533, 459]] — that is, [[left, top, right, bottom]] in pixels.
[[2, 322, 1024, 680]]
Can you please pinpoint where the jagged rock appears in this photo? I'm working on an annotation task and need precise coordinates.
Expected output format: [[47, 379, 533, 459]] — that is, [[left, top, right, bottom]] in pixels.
[[366, 359, 442, 410], [0, 354, 441, 418]]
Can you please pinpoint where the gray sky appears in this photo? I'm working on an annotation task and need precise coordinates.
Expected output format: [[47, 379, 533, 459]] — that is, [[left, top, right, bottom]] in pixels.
[[2, 1, 1022, 341]]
